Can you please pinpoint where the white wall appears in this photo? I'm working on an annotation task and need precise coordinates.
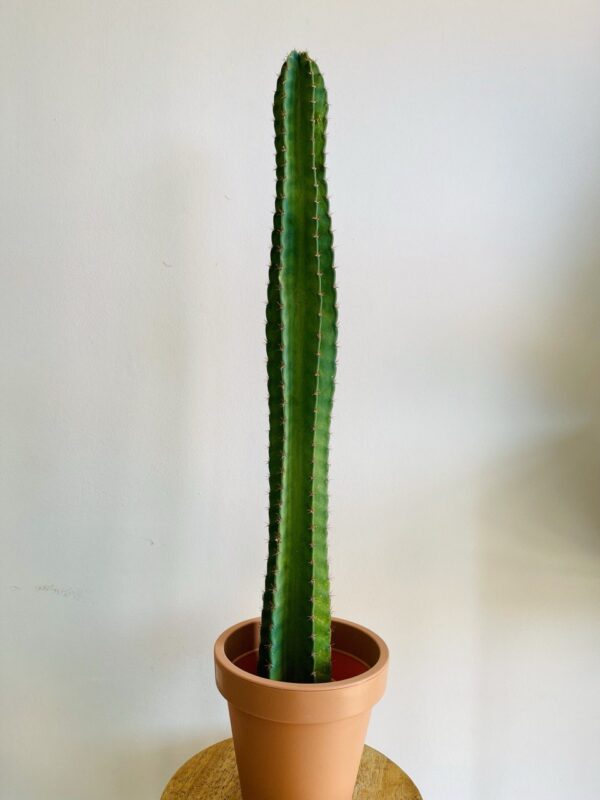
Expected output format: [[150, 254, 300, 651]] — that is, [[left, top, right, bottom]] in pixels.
[[2, 2, 599, 798]]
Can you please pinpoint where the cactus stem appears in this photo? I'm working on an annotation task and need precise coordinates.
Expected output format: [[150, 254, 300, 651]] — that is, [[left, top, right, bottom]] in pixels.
[[260, 51, 335, 683]]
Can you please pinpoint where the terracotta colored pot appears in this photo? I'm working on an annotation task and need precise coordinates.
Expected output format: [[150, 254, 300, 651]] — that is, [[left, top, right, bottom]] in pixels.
[[214, 617, 389, 800]]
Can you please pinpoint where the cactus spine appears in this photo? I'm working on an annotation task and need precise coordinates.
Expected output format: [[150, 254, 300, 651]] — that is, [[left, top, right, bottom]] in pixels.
[[258, 51, 337, 683]]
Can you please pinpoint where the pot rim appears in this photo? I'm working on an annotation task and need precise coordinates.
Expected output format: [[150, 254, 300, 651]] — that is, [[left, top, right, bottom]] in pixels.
[[214, 616, 389, 692]]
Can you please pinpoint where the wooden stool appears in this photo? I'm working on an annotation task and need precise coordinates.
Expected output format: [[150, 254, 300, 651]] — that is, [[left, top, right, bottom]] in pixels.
[[161, 738, 422, 799]]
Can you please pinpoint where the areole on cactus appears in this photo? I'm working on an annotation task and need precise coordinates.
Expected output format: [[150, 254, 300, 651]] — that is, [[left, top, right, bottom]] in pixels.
[[258, 51, 338, 683]]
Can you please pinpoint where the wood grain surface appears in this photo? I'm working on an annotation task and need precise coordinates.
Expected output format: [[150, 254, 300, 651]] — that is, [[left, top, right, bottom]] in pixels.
[[161, 738, 422, 799]]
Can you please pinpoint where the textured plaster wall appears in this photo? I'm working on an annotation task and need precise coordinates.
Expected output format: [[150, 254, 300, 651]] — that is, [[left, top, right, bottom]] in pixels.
[[2, 2, 599, 799]]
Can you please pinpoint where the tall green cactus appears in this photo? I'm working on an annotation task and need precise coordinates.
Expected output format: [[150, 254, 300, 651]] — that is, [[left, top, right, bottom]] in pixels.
[[258, 51, 337, 683]]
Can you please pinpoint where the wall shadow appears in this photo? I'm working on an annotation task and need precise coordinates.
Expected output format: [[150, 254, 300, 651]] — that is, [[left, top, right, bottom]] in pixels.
[[474, 193, 600, 795]]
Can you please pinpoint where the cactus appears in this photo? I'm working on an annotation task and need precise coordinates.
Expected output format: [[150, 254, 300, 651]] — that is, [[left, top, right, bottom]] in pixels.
[[258, 51, 337, 684]]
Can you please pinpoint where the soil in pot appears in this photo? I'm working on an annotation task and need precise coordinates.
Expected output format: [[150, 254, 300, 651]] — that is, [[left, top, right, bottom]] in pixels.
[[233, 648, 368, 681]]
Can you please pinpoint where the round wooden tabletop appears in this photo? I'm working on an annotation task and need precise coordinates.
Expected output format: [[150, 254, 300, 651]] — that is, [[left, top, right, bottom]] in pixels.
[[161, 737, 422, 800]]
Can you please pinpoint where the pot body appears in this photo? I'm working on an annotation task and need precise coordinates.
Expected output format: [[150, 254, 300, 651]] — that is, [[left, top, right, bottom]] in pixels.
[[214, 617, 389, 800]]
